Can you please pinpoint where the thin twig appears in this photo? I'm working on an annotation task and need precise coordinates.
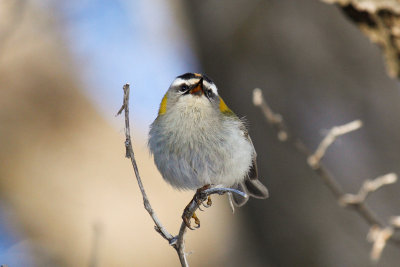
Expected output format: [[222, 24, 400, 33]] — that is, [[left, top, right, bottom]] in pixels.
[[340, 173, 398, 206], [173, 187, 246, 266], [368, 215, 400, 261], [117, 84, 246, 267], [253, 88, 400, 260], [253, 88, 288, 141], [307, 120, 363, 169], [368, 226, 394, 261], [117, 84, 173, 242], [390, 216, 400, 228]]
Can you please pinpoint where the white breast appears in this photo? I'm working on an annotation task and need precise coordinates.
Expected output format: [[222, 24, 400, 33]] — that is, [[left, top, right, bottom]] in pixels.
[[148, 95, 253, 190]]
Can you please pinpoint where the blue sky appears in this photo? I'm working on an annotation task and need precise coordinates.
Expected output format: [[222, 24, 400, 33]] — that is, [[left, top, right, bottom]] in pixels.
[[61, 0, 199, 131]]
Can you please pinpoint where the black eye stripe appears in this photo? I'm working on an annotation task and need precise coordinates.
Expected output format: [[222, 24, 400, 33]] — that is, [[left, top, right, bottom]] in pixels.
[[178, 84, 189, 92], [204, 89, 216, 100]]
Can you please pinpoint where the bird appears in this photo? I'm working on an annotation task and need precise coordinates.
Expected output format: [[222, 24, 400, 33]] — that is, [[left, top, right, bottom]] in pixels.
[[148, 73, 268, 228]]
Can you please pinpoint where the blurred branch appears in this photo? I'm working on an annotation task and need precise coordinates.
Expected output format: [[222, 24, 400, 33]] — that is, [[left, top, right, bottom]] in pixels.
[[253, 88, 288, 142], [117, 84, 246, 267], [340, 173, 397, 205], [321, 0, 400, 78], [368, 225, 394, 261], [307, 120, 363, 169], [368, 215, 400, 261], [253, 88, 400, 261]]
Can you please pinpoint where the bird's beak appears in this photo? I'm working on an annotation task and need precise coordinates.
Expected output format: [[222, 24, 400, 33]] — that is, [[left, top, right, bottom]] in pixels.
[[189, 78, 204, 96]]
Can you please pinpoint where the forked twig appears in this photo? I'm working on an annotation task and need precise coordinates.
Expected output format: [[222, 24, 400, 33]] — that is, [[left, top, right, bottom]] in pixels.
[[307, 120, 363, 169], [253, 88, 400, 261], [368, 226, 394, 261], [117, 84, 246, 266], [340, 173, 397, 206]]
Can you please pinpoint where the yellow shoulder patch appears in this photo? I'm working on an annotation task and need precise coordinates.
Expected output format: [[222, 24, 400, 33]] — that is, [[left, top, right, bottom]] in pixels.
[[158, 93, 168, 115], [219, 97, 233, 115]]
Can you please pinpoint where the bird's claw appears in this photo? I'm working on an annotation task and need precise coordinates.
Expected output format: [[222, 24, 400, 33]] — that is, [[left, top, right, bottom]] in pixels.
[[206, 196, 213, 207], [192, 213, 200, 229], [182, 184, 211, 230], [182, 214, 194, 230], [182, 211, 200, 230], [202, 196, 212, 208]]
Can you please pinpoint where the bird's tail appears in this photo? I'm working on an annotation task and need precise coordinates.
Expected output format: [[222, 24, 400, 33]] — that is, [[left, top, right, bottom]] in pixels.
[[230, 178, 269, 207]]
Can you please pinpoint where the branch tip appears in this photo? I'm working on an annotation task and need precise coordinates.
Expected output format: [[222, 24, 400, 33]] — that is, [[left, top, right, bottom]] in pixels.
[[368, 225, 394, 261], [390, 216, 400, 228], [308, 119, 363, 168], [252, 88, 263, 106], [339, 173, 398, 206]]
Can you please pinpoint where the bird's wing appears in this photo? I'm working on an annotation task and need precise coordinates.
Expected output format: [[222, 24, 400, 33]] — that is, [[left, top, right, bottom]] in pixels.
[[243, 135, 269, 199], [231, 123, 269, 207]]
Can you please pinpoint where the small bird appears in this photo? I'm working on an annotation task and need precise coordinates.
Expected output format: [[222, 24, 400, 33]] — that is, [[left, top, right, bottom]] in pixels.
[[148, 73, 268, 227]]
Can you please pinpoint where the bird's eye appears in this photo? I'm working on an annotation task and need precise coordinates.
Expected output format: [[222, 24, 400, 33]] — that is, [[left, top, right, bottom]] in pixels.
[[179, 84, 189, 92], [205, 90, 213, 98]]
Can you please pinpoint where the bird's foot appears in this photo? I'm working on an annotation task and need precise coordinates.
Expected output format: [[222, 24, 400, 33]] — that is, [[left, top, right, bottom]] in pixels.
[[182, 211, 200, 230], [182, 184, 211, 230], [202, 196, 212, 208]]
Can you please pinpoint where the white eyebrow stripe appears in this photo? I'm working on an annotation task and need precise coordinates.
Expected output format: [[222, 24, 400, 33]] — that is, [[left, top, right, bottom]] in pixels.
[[171, 77, 218, 95], [187, 78, 200, 84], [171, 78, 201, 87], [171, 78, 186, 87], [204, 80, 218, 95]]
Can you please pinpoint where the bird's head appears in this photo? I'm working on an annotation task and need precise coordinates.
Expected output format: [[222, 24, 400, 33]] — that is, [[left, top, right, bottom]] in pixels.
[[158, 73, 232, 116]]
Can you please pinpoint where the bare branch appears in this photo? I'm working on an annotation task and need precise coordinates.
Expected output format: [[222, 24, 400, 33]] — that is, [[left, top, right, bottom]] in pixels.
[[340, 173, 398, 206], [307, 120, 363, 169], [390, 216, 400, 228], [117, 84, 173, 242], [118, 84, 246, 266], [368, 226, 394, 261], [253, 88, 288, 141], [367, 215, 400, 261], [253, 88, 400, 260], [173, 187, 247, 266]]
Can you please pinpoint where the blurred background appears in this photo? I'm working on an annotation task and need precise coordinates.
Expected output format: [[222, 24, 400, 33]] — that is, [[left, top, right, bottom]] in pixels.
[[1, 0, 400, 266]]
